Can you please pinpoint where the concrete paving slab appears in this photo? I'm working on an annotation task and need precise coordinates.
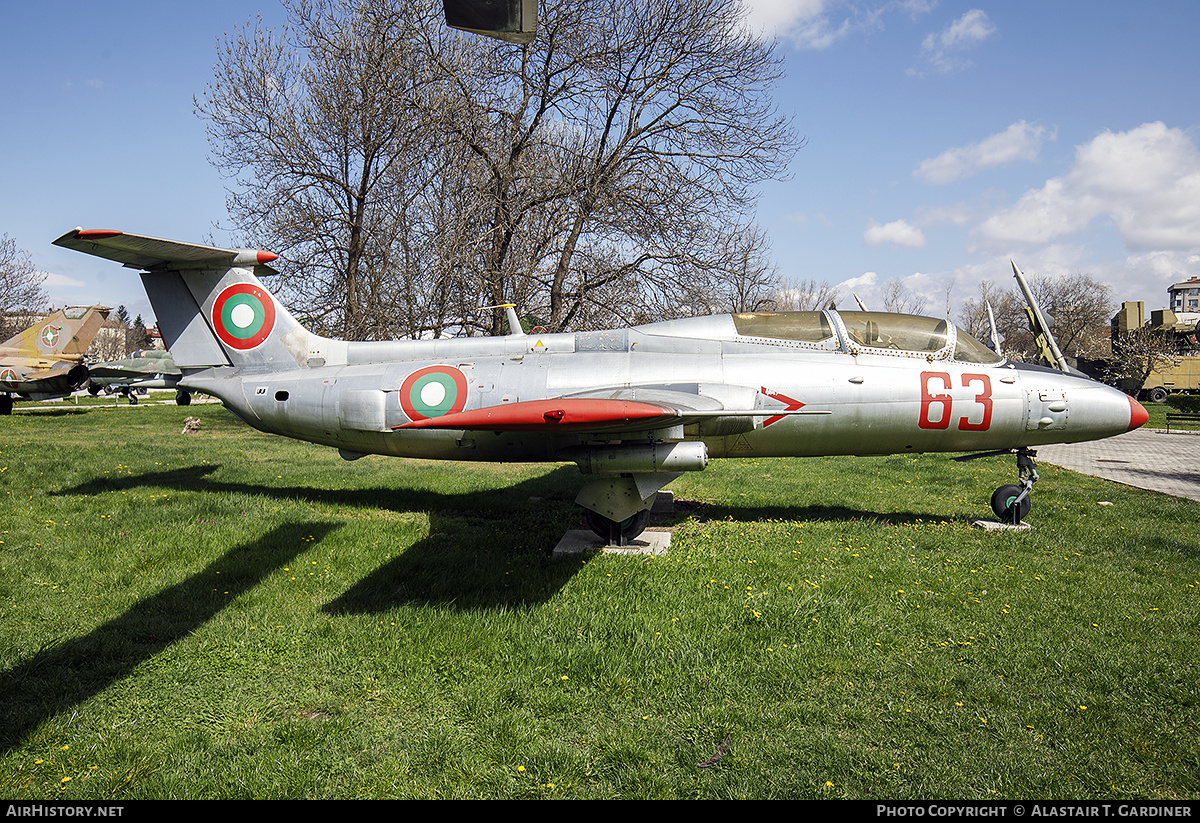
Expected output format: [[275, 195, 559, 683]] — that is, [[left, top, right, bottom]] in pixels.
[[553, 528, 671, 556], [971, 519, 1034, 531], [1035, 428, 1200, 502]]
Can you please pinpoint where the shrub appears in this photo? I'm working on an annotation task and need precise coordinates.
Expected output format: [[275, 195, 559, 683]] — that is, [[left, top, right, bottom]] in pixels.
[[1163, 394, 1200, 412]]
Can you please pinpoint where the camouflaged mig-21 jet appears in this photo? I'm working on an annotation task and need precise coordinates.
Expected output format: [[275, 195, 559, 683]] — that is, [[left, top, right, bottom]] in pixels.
[[54, 228, 1147, 543], [0, 303, 111, 415]]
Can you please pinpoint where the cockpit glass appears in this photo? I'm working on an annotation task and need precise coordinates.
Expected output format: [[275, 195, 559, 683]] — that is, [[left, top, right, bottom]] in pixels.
[[838, 312, 949, 353], [732, 311, 833, 342], [952, 328, 1004, 364]]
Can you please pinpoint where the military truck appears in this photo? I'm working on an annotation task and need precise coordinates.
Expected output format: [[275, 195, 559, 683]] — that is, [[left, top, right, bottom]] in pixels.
[[1112, 301, 1200, 402]]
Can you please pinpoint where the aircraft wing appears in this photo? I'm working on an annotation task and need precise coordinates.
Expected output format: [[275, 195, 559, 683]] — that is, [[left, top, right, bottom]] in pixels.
[[394, 398, 681, 432], [393, 388, 824, 433]]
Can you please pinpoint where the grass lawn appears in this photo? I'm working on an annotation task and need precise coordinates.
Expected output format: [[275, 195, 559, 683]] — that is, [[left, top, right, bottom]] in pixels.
[[1, 402, 1197, 799]]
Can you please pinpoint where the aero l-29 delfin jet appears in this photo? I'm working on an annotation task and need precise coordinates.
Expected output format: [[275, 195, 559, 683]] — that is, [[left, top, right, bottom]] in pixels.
[[54, 229, 1148, 542], [0, 304, 111, 415]]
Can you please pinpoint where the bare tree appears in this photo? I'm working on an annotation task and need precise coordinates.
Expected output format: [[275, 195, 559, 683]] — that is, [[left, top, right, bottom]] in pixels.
[[880, 278, 927, 315], [1028, 273, 1113, 358], [959, 272, 1113, 364], [197, 0, 440, 339], [672, 222, 777, 314], [200, 0, 800, 338], [84, 307, 129, 363], [0, 234, 48, 339], [1105, 325, 1180, 397], [772, 278, 840, 312], [958, 279, 1012, 351]]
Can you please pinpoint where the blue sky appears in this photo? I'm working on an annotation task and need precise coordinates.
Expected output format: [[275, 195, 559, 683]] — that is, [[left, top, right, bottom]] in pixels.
[[3, 1, 1199, 325]]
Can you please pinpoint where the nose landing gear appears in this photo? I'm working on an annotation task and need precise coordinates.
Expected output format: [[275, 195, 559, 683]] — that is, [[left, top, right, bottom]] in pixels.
[[957, 446, 1039, 526], [989, 447, 1038, 525]]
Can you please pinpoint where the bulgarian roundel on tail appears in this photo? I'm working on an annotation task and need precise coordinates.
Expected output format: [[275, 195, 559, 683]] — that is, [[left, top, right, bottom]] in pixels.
[[211, 282, 277, 350]]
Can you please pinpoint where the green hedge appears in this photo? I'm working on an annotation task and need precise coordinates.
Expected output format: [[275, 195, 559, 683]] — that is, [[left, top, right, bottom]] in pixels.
[[1163, 394, 1200, 412]]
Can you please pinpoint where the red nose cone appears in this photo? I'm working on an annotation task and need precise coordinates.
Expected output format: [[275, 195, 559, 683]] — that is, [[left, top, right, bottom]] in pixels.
[[1128, 395, 1149, 431]]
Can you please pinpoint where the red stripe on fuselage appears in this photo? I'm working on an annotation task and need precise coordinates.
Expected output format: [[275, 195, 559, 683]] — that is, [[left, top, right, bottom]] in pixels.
[[393, 398, 677, 432]]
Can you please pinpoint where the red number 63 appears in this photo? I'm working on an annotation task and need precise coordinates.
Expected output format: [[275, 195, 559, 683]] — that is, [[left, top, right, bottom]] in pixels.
[[919, 371, 993, 431]]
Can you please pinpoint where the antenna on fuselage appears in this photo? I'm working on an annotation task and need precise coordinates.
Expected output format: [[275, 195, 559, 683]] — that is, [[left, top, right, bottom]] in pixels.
[[482, 304, 525, 336], [986, 300, 1004, 357]]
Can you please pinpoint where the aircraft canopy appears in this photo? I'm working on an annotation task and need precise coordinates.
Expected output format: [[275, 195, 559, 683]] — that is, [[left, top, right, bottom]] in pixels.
[[731, 310, 1002, 364]]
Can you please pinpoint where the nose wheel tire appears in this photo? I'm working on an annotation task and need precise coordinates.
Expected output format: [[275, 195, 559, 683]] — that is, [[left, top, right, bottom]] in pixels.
[[990, 484, 1032, 524]]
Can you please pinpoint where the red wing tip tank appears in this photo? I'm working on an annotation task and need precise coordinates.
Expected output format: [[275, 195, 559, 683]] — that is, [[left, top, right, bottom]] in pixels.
[[53, 229, 1146, 542]]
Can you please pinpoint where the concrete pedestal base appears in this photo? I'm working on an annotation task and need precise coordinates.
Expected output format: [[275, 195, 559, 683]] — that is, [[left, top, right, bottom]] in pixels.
[[552, 529, 671, 556], [971, 519, 1033, 532]]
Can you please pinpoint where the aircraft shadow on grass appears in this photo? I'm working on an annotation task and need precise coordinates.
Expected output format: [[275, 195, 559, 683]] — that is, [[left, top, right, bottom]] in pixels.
[[11, 407, 92, 417], [2, 465, 606, 752], [690, 500, 962, 528], [51, 463, 595, 612], [51, 462, 960, 615]]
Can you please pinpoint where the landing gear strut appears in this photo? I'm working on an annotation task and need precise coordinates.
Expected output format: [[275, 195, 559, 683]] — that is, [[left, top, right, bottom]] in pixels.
[[990, 447, 1038, 524]]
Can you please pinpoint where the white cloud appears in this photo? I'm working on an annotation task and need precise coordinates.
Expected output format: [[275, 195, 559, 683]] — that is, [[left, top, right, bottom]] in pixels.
[[913, 9, 997, 74], [1101, 251, 1200, 306], [739, 0, 827, 33], [42, 272, 86, 289], [834, 270, 945, 315], [836, 270, 878, 294], [864, 218, 927, 248], [934, 8, 996, 50], [738, 0, 849, 49], [973, 122, 1200, 253], [916, 122, 1052, 184], [738, 0, 934, 50]]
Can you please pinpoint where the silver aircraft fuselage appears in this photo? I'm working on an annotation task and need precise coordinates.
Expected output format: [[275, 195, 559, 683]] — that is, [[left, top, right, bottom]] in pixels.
[[184, 310, 1143, 464], [51, 228, 1146, 539]]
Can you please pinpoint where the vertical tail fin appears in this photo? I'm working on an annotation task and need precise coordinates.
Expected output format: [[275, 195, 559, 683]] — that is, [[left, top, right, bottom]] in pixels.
[[53, 229, 331, 371]]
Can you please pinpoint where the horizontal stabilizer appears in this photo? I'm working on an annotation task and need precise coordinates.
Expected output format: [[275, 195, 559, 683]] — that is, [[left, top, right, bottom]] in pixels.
[[53, 229, 278, 273]]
